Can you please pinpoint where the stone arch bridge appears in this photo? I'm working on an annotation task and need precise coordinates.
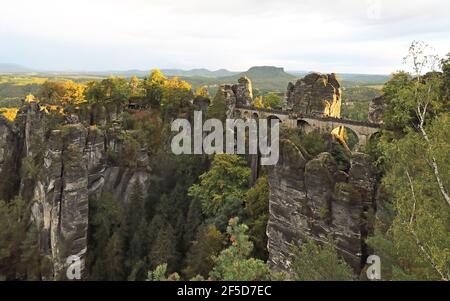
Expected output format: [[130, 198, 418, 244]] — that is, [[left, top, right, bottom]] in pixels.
[[234, 106, 380, 149]]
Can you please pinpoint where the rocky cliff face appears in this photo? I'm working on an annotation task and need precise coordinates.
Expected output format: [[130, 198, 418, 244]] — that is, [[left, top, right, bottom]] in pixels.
[[285, 73, 341, 117], [266, 139, 377, 275], [0, 103, 150, 279]]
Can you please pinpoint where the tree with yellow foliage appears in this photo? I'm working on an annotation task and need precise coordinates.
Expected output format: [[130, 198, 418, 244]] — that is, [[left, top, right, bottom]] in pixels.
[[25, 94, 37, 103], [252, 96, 264, 109], [0, 108, 19, 122], [195, 86, 209, 98], [61, 80, 86, 105], [129, 75, 144, 97], [143, 69, 167, 107], [161, 76, 193, 117]]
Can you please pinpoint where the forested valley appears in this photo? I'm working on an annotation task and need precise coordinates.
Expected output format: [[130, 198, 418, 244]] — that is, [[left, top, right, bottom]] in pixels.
[[0, 42, 448, 281]]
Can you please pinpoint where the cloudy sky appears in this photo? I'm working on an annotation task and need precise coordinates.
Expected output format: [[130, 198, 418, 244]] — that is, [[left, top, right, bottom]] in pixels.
[[1, 0, 449, 73]]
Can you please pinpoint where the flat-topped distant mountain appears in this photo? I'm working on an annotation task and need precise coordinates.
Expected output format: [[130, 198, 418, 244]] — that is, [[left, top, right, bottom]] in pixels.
[[216, 66, 297, 92], [0, 63, 390, 94]]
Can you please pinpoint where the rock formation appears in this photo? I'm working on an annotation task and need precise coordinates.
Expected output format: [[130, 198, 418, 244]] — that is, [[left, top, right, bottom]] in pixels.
[[266, 139, 377, 275], [234, 76, 253, 106], [368, 95, 385, 124], [0, 103, 150, 279], [285, 73, 341, 117], [219, 76, 254, 117]]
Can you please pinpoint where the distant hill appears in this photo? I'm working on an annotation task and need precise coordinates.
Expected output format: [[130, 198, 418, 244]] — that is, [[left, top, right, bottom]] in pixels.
[[289, 70, 390, 86], [182, 66, 390, 93], [0, 63, 390, 95], [161, 68, 238, 78], [77, 68, 239, 78], [337, 74, 390, 87], [0, 63, 34, 73], [218, 66, 296, 92]]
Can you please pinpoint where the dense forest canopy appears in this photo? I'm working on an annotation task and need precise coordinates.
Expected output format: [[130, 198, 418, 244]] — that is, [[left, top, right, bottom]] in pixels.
[[0, 41, 448, 281]]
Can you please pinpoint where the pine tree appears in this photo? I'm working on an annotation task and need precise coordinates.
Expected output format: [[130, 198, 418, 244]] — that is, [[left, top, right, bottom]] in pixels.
[[244, 175, 269, 260], [209, 218, 269, 281], [0, 197, 27, 280], [87, 193, 126, 280], [182, 224, 225, 279], [104, 231, 126, 281], [148, 223, 178, 271], [291, 237, 353, 281]]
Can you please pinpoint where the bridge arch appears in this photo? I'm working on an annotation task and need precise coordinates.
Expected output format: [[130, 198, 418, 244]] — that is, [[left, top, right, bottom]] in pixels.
[[368, 131, 381, 144], [331, 126, 359, 151], [267, 115, 281, 123], [267, 115, 282, 126], [297, 119, 312, 133], [232, 106, 380, 148]]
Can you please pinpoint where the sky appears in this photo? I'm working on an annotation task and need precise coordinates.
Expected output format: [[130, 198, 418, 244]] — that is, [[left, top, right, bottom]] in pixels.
[[1, 0, 449, 74]]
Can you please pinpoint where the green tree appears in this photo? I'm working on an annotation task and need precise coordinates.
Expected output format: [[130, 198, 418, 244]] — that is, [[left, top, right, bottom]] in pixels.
[[207, 89, 227, 121], [367, 41, 450, 280], [126, 181, 145, 234], [382, 71, 415, 130], [18, 224, 52, 280], [148, 222, 178, 271], [147, 263, 180, 281], [85, 76, 131, 110], [188, 154, 250, 227], [367, 114, 450, 280], [0, 197, 27, 279], [0, 197, 50, 280], [291, 237, 353, 281], [38, 81, 66, 103], [87, 193, 126, 280], [182, 198, 203, 252], [103, 231, 126, 281], [118, 133, 140, 168], [263, 92, 282, 109], [209, 217, 269, 281], [182, 224, 225, 279], [441, 53, 450, 100], [244, 175, 269, 260], [125, 181, 149, 279]]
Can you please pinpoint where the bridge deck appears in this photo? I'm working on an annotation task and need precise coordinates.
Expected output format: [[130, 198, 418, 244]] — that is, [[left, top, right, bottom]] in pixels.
[[235, 105, 380, 129]]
